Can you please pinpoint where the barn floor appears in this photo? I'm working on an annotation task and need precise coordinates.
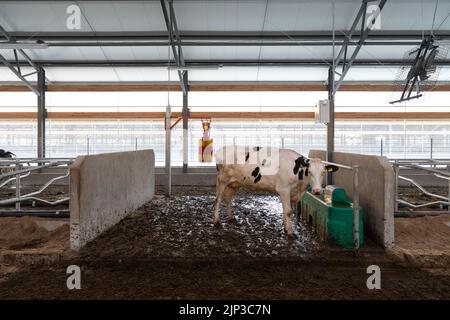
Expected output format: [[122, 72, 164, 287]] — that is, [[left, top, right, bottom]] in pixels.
[[0, 186, 449, 299]]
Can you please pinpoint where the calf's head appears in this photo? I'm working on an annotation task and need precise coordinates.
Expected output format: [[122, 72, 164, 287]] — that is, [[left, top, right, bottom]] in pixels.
[[304, 158, 339, 195], [0, 149, 15, 158]]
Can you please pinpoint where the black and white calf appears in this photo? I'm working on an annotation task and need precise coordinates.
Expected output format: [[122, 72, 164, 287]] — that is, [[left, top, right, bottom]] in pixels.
[[0, 149, 15, 158], [214, 145, 338, 237], [0, 149, 16, 176]]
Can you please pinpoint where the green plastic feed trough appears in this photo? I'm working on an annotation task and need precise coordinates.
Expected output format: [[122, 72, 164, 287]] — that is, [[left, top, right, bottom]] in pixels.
[[298, 185, 363, 250]]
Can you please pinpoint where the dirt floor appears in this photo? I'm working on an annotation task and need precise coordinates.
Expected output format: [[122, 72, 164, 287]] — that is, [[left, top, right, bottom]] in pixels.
[[395, 186, 450, 267], [0, 186, 449, 299], [394, 214, 450, 267]]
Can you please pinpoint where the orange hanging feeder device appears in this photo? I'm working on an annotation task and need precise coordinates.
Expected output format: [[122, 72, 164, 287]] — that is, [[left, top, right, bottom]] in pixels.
[[198, 119, 213, 162]]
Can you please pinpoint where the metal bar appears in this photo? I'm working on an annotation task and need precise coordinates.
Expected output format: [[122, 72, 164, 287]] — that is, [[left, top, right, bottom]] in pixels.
[[0, 172, 69, 205], [0, 53, 39, 95], [0, 161, 67, 179], [42, 40, 424, 47], [22, 71, 37, 77], [5, 59, 450, 67], [17, 49, 39, 70], [0, 171, 30, 189], [37, 67, 46, 158], [397, 199, 449, 208], [0, 25, 49, 85], [394, 162, 399, 212], [160, 0, 187, 95], [333, 0, 387, 94], [327, 67, 335, 184], [0, 211, 70, 218], [434, 173, 450, 181], [0, 158, 73, 164], [182, 73, 189, 173], [160, 0, 179, 63], [0, 25, 11, 41], [398, 175, 448, 201], [15, 161, 21, 211], [165, 105, 172, 196], [334, 2, 366, 65], [320, 160, 353, 171], [13, 49, 21, 75], [430, 137, 433, 159], [353, 165, 360, 256], [403, 164, 450, 177], [0, 196, 70, 207], [9, 30, 448, 41], [168, 0, 184, 66], [169, 117, 182, 130]]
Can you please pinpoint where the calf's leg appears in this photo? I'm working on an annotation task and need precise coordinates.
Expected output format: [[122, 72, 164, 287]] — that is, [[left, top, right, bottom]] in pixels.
[[224, 186, 236, 223], [279, 189, 296, 238], [213, 179, 227, 227]]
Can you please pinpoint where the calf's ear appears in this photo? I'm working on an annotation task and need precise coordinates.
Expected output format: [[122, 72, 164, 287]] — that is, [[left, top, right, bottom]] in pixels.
[[325, 165, 339, 172], [299, 156, 310, 167]]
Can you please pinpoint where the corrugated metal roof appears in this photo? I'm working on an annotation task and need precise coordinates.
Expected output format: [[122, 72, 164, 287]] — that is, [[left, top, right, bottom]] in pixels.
[[0, 0, 449, 82]]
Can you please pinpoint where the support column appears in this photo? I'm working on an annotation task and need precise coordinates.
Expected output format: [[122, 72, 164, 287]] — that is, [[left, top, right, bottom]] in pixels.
[[327, 66, 335, 184], [182, 71, 189, 173], [37, 67, 46, 159], [165, 104, 172, 196]]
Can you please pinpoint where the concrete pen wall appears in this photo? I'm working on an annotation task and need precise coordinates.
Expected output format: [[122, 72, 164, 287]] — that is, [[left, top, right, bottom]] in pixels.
[[70, 150, 155, 251]]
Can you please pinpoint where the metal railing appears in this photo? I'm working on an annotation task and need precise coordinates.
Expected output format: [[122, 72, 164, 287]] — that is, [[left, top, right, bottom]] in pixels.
[[0, 158, 73, 217], [392, 159, 450, 217]]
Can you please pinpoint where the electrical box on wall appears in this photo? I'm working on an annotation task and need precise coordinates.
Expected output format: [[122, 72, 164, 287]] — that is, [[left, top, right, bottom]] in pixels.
[[314, 99, 330, 124]]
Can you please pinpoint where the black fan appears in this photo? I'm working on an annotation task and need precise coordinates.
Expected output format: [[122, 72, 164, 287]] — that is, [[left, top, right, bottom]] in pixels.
[[390, 37, 447, 104]]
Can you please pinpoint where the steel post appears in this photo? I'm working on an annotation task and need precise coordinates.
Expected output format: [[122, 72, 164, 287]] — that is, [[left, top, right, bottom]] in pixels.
[[352, 165, 360, 256], [165, 105, 172, 196], [394, 162, 399, 212], [327, 67, 335, 184], [182, 72, 189, 173], [15, 161, 21, 211], [37, 67, 46, 158]]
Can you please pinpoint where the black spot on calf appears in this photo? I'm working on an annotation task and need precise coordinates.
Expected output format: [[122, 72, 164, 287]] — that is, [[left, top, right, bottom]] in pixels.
[[305, 168, 309, 176], [298, 169, 304, 180], [251, 166, 262, 183], [245, 152, 250, 162], [293, 156, 310, 175]]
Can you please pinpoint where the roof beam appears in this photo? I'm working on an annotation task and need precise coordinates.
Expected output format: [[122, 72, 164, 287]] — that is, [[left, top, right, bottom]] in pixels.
[[0, 25, 44, 95], [8, 30, 450, 42], [4, 59, 450, 67], [160, 0, 188, 95], [333, 0, 387, 95], [41, 40, 422, 47]]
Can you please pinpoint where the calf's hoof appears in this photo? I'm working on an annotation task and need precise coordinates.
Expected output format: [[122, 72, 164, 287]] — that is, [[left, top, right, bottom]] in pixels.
[[227, 217, 235, 224], [287, 232, 298, 239], [284, 228, 297, 239], [213, 219, 221, 228]]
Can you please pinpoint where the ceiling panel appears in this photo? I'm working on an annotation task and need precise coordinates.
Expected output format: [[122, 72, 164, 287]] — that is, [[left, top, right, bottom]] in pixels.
[[183, 46, 261, 60], [0, 1, 166, 33]]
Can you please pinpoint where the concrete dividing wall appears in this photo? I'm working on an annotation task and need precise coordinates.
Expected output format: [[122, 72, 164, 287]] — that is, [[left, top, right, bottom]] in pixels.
[[70, 150, 155, 251], [309, 150, 395, 250]]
